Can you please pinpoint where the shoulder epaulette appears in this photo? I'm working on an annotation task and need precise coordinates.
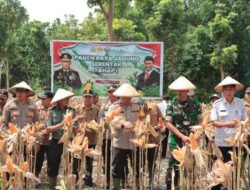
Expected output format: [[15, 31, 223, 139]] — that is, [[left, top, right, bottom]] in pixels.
[[214, 98, 222, 105]]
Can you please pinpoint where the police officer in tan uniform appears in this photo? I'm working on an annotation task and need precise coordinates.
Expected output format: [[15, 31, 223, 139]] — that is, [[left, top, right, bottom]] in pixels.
[[1, 81, 39, 131], [108, 83, 141, 189], [75, 89, 99, 187], [35, 90, 54, 181], [54, 53, 82, 89]]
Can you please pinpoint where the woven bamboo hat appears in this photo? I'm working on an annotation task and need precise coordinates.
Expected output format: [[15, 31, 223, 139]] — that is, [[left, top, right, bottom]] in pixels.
[[168, 76, 196, 91], [51, 88, 74, 104], [9, 81, 35, 97], [113, 83, 140, 97], [215, 76, 244, 93]]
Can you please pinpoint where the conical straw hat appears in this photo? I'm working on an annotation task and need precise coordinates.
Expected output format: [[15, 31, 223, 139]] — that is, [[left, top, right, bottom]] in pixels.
[[9, 81, 35, 97], [113, 83, 140, 97], [168, 76, 196, 90], [51, 88, 74, 104], [215, 76, 244, 93]]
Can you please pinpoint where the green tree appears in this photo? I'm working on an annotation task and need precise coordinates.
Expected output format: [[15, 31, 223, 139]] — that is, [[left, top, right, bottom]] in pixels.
[[15, 21, 51, 90], [0, 0, 28, 88], [147, 0, 187, 90], [87, 0, 115, 41], [208, 4, 238, 80], [47, 15, 81, 40], [79, 13, 108, 40]]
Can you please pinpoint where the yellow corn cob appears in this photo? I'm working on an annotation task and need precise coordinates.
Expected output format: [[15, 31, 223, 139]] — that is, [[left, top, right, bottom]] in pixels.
[[172, 149, 185, 163], [8, 123, 17, 134], [189, 133, 197, 150], [20, 162, 29, 172]]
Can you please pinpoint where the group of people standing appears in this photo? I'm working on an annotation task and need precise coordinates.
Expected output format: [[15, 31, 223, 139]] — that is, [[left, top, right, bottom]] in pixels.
[[0, 73, 249, 190]]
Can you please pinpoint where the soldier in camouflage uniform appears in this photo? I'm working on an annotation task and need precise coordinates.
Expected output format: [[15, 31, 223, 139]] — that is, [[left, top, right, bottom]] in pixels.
[[54, 53, 82, 89], [45, 88, 77, 189], [165, 76, 202, 189]]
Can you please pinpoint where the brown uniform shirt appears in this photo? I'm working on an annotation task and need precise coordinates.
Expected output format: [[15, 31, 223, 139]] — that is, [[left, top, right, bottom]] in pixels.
[[37, 102, 50, 145], [147, 102, 163, 144], [245, 102, 250, 118], [75, 104, 99, 145], [1, 98, 39, 131]]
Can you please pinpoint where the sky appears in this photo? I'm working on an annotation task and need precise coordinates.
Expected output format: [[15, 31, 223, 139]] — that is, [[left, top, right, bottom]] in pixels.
[[19, 0, 94, 23]]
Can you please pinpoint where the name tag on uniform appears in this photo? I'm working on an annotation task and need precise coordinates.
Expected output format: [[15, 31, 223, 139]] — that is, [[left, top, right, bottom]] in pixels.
[[219, 110, 228, 117]]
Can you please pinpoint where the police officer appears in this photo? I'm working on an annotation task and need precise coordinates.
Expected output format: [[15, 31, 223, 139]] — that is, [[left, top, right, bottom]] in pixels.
[[46, 88, 77, 189], [0, 89, 8, 116], [108, 83, 141, 189], [35, 90, 54, 180], [99, 85, 119, 188], [165, 76, 202, 189], [54, 53, 82, 89], [1, 81, 39, 131], [75, 89, 99, 187]]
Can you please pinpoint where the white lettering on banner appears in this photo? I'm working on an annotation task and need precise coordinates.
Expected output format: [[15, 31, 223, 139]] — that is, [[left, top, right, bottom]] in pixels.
[[74, 55, 140, 62], [91, 62, 123, 67], [93, 67, 118, 73]]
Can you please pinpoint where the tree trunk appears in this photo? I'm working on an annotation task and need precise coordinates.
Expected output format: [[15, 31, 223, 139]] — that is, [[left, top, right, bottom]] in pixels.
[[220, 64, 225, 81], [107, 0, 115, 41]]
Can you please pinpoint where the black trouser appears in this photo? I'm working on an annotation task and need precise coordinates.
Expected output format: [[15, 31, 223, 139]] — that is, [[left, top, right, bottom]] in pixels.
[[212, 147, 235, 190], [161, 130, 169, 158], [35, 145, 49, 176], [147, 147, 158, 180], [47, 139, 63, 177], [72, 144, 96, 183], [102, 139, 111, 185], [84, 144, 96, 182], [112, 147, 139, 182]]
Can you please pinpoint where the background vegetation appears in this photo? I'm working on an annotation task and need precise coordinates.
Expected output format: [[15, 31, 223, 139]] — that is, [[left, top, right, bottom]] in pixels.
[[0, 0, 250, 102]]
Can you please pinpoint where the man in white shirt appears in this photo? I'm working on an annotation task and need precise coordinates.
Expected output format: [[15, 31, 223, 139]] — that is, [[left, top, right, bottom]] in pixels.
[[157, 95, 170, 118], [210, 76, 248, 190]]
